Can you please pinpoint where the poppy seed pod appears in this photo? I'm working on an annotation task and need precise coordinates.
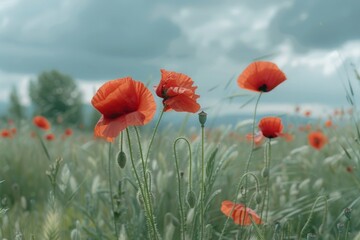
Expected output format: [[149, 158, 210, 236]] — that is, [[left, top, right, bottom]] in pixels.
[[198, 111, 207, 127], [117, 151, 127, 169]]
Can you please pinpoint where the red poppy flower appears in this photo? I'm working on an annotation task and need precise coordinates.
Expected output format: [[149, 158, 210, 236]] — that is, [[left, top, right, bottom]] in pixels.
[[221, 200, 263, 225], [45, 133, 55, 141], [237, 61, 286, 92], [1, 129, 11, 138], [308, 131, 327, 150], [64, 128, 73, 136], [258, 117, 283, 139], [91, 77, 156, 142], [33, 116, 51, 130], [155, 69, 200, 113]]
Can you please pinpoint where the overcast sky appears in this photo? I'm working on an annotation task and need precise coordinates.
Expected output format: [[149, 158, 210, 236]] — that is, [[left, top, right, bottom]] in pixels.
[[1, 0, 360, 117]]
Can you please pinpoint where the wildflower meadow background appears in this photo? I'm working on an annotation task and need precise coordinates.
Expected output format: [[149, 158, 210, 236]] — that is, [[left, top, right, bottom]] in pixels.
[[1, 62, 360, 240], [2, 1, 360, 240]]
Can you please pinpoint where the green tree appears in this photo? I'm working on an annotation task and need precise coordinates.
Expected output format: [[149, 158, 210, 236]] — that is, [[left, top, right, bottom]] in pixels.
[[29, 70, 83, 125], [8, 86, 26, 120]]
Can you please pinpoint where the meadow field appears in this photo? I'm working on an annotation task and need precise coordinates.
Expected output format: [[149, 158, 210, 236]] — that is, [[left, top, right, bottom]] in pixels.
[[1, 64, 360, 240]]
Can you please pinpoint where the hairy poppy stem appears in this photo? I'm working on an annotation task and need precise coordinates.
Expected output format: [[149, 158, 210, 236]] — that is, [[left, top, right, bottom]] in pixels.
[[107, 142, 119, 238], [219, 92, 262, 239], [125, 128, 158, 240], [35, 129, 51, 162], [145, 108, 165, 167], [259, 139, 271, 233], [174, 137, 192, 240], [200, 121, 206, 239], [133, 127, 159, 240]]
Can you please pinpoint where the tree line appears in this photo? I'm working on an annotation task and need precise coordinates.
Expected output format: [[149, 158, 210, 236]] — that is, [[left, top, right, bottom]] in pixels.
[[7, 70, 100, 128]]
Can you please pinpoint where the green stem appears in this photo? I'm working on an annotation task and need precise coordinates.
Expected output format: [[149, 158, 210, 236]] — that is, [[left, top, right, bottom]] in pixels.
[[200, 124, 205, 239], [145, 108, 165, 167], [260, 139, 271, 223], [107, 142, 118, 238], [36, 130, 51, 162], [125, 128, 157, 239], [174, 137, 192, 240], [219, 92, 262, 239], [345, 219, 350, 240], [133, 127, 158, 238], [300, 195, 328, 238]]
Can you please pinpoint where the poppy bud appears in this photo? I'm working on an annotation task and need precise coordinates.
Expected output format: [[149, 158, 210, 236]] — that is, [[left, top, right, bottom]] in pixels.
[[261, 167, 269, 178], [117, 151, 127, 169], [198, 111, 207, 127], [344, 207, 352, 220], [186, 190, 197, 208], [255, 192, 262, 204]]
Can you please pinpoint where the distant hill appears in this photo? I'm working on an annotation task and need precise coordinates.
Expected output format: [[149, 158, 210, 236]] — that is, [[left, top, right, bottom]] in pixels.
[[0, 101, 326, 129]]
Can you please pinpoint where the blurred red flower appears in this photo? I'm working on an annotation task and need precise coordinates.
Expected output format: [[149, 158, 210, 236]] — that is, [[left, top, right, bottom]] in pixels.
[[237, 61, 286, 92], [155, 69, 200, 113], [1, 129, 11, 138], [308, 131, 328, 150], [33, 116, 51, 130], [304, 110, 311, 117], [64, 128, 73, 136], [45, 133, 55, 141], [258, 117, 283, 139], [91, 77, 156, 142], [221, 200, 263, 225], [324, 119, 333, 128]]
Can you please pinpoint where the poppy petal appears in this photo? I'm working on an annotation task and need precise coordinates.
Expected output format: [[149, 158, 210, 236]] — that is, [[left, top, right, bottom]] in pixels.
[[163, 94, 201, 113]]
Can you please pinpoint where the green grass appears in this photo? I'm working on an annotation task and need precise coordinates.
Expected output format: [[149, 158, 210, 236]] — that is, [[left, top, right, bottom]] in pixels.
[[0, 115, 360, 239]]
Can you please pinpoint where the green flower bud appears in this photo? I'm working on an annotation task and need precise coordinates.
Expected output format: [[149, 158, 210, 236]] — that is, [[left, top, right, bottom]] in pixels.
[[117, 151, 127, 169], [261, 167, 269, 178], [186, 190, 197, 208], [255, 192, 262, 204], [344, 207, 352, 220]]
